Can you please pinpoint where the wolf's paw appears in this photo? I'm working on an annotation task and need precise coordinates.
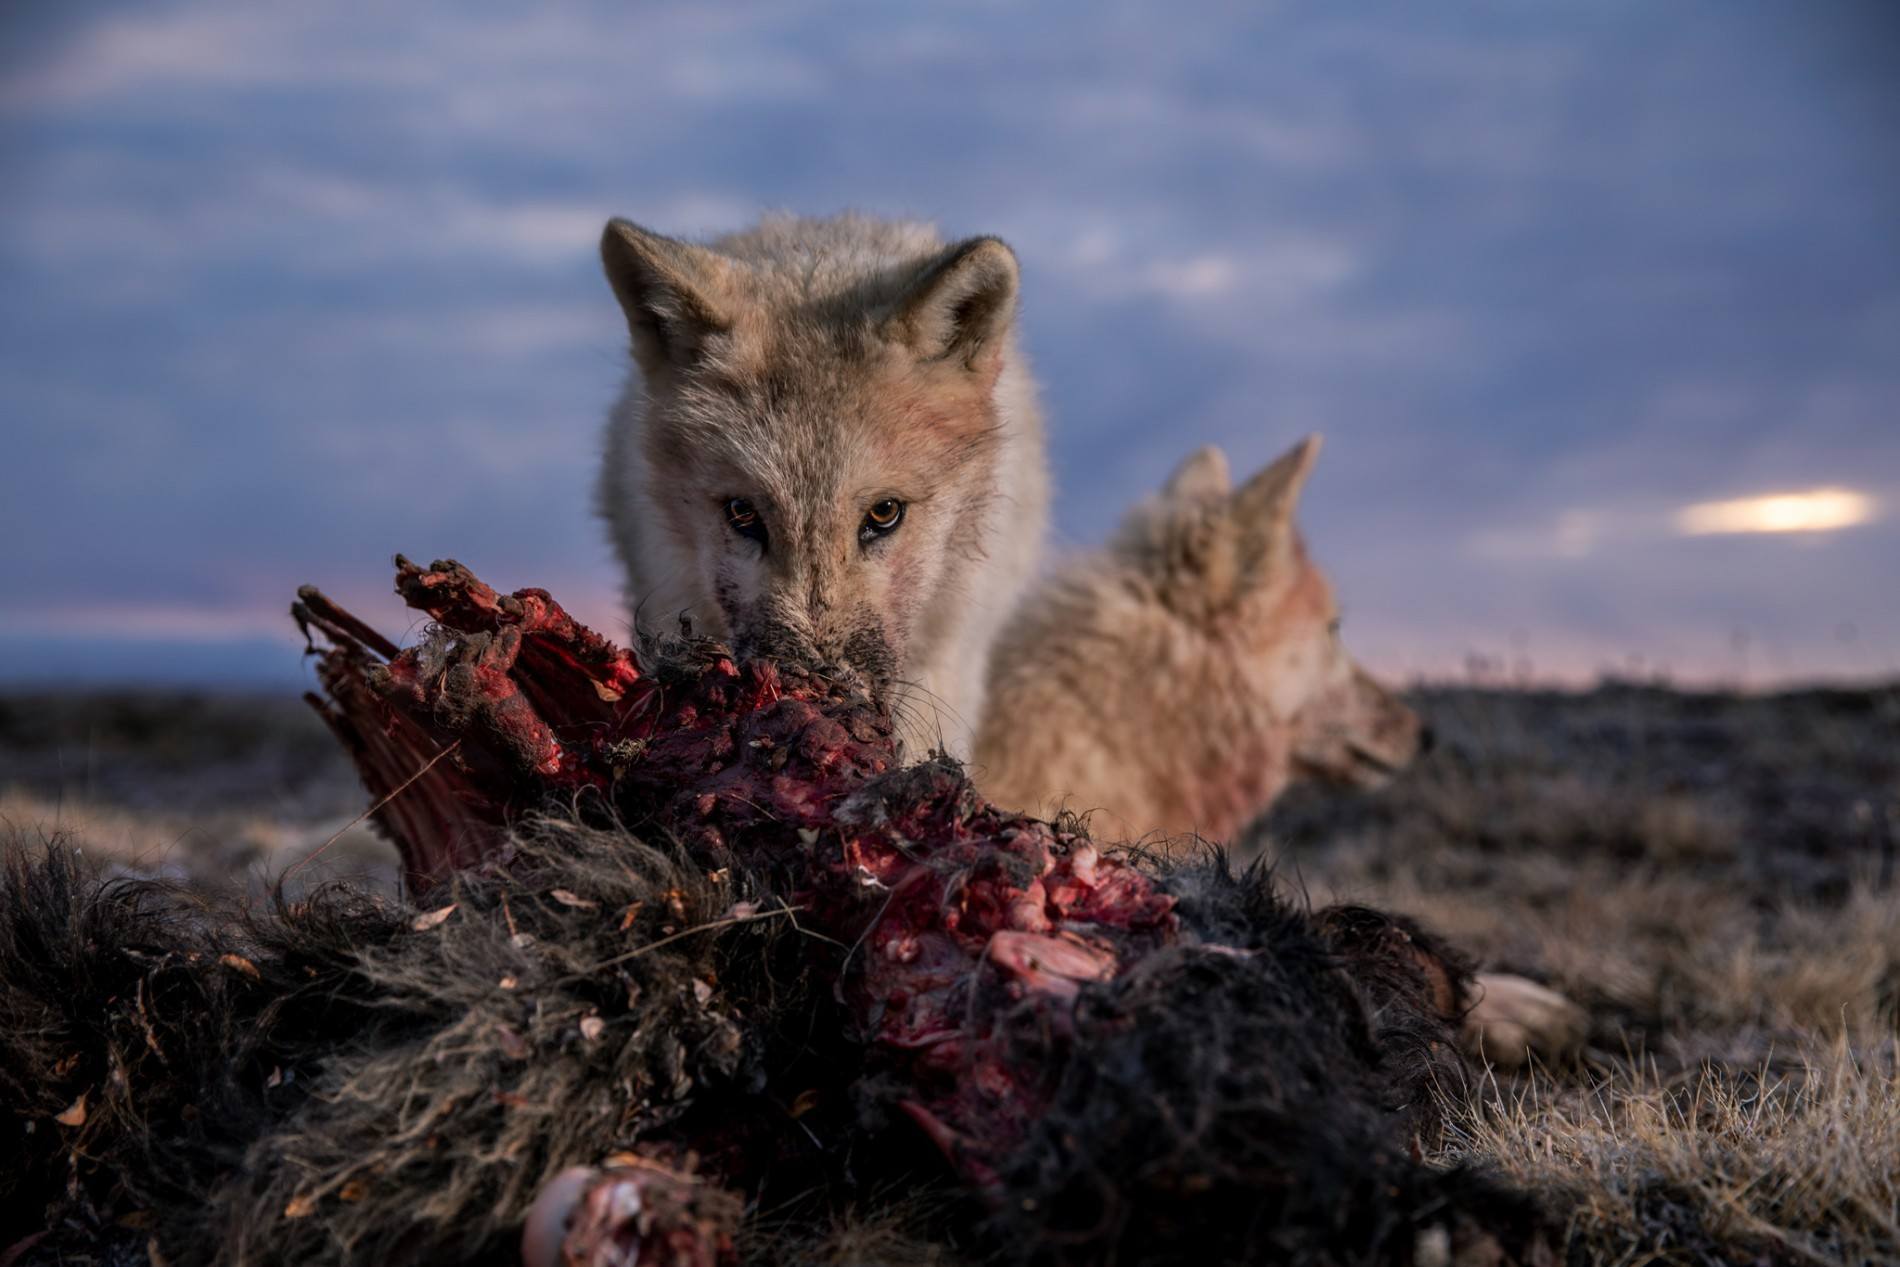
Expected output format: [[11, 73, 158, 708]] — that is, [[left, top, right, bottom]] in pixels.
[[1462, 972, 1586, 1068]]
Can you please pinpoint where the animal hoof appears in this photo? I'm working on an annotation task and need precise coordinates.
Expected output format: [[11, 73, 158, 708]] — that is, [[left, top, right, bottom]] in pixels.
[[1463, 972, 1586, 1068], [523, 1167, 599, 1267], [521, 1161, 734, 1267]]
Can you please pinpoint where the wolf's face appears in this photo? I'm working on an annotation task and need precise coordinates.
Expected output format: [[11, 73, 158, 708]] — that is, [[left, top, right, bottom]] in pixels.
[[1267, 556, 1423, 792], [638, 349, 1004, 695], [599, 221, 1020, 701], [1114, 438, 1422, 791]]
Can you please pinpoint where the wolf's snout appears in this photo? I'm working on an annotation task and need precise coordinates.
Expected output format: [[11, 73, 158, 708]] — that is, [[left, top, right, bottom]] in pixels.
[[736, 614, 897, 699], [1292, 669, 1425, 792], [1351, 672, 1423, 768]]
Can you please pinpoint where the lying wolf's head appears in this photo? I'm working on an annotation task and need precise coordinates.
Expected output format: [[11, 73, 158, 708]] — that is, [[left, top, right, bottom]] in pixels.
[[596, 216, 1041, 740], [1117, 436, 1424, 793], [975, 435, 1421, 844]]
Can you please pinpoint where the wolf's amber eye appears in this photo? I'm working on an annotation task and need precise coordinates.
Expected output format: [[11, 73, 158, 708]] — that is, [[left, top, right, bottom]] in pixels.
[[724, 497, 767, 545], [860, 498, 905, 542]]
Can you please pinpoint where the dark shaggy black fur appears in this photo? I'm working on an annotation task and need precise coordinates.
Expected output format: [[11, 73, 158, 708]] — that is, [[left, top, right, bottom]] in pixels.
[[1, 828, 1543, 1267], [1, 825, 855, 1266], [984, 857, 1545, 1265]]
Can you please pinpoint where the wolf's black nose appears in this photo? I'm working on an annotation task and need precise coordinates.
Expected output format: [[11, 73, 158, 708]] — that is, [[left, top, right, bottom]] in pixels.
[[1417, 724, 1437, 755]]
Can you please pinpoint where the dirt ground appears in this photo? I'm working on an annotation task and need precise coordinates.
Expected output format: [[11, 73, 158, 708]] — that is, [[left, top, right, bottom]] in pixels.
[[4, 679, 1897, 1265]]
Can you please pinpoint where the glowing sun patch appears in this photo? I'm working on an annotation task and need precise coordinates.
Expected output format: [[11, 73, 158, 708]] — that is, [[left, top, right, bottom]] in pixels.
[[1675, 487, 1876, 536]]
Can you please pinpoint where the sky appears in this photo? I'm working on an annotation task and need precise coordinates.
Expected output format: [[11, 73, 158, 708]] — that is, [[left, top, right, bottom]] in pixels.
[[2, 1, 1896, 690]]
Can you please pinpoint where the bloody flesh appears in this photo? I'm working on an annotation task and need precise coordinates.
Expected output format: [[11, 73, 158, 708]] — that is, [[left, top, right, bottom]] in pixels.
[[291, 559, 1526, 1267], [296, 560, 1183, 1249]]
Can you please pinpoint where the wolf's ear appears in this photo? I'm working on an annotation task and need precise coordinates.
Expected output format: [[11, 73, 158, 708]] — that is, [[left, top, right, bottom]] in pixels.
[[885, 237, 1019, 372], [1162, 445, 1232, 502], [601, 219, 732, 375], [1233, 435, 1322, 572]]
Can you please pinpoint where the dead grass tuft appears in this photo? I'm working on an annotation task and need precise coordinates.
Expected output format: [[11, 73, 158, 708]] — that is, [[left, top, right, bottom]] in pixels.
[[1448, 1037, 1900, 1265], [0, 787, 399, 897]]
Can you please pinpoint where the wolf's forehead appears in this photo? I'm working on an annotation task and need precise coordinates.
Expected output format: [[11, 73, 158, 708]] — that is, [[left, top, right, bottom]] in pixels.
[[661, 317, 988, 493], [739, 427, 858, 502], [674, 387, 877, 503]]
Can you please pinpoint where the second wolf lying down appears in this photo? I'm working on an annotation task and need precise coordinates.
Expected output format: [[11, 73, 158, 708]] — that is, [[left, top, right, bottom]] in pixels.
[[975, 436, 1410, 846], [974, 437, 1585, 1065]]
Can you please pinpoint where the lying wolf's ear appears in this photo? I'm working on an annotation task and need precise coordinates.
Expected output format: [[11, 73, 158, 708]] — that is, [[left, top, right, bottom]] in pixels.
[[1233, 435, 1322, 570], [601, 219, 732, 375], [1162, 445, 1233, 501], [885, 237, 1019, 372]]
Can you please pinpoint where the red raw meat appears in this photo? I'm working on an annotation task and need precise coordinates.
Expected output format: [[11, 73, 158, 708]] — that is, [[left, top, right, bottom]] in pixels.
[[290, 559, 1528, 1267]]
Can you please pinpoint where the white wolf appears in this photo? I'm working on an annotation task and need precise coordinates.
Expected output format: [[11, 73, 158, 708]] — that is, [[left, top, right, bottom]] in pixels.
[[596, 213, 1048, 759]]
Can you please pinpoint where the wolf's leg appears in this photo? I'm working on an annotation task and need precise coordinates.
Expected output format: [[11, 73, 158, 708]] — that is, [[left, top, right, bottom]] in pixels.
[[1462, 972, 1587, 1068]]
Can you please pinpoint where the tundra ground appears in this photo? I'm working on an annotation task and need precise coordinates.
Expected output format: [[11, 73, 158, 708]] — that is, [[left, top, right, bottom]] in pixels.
[[1256, 681, 1900, 1266], [4, 680, 1896, 1265]]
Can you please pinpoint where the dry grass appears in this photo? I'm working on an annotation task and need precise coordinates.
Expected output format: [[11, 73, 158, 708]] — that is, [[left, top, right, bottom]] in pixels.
[[0, 688, 398, 895], [1296, 848, 1900, 1058], [1256, 680, 1900, 1263], [0, 788, 399, 897], [1449, 1039, 1900, 1265]]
